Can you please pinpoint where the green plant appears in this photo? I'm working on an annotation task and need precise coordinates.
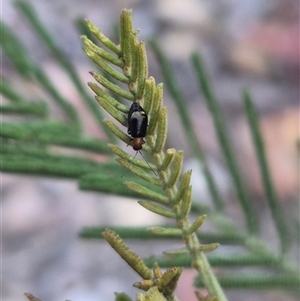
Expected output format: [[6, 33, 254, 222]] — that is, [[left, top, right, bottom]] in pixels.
[[1, 2, 299, 301]]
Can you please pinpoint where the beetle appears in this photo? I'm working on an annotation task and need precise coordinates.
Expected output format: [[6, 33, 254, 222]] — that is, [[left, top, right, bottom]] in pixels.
[[122, 102, 157, 177], [127, 102, 148, 151]]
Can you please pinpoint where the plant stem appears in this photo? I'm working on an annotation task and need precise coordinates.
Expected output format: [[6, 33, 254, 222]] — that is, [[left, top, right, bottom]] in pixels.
[[178, 216, 228, 301]]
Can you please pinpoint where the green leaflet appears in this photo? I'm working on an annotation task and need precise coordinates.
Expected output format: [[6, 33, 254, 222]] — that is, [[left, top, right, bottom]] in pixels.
[[147, 227, 182, 237], [136, 287, 167, 301], [85, 18, 121, 54], [102, 228, 152, 280], [125, 182, 168, 204], [185, 215, 207, 235], [138, 201, 176, 218]]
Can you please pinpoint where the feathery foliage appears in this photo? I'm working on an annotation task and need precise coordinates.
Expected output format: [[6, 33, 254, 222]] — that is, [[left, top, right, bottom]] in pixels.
[[1, 2, 299, 301], [81, 10, 225, 300]]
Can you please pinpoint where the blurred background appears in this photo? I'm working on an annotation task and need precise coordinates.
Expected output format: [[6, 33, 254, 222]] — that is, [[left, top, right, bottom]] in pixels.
[[2, 0, 299, 301]]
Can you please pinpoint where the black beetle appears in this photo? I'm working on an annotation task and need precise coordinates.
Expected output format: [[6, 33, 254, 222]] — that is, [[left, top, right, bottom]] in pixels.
[[127, 102, 148, 151]]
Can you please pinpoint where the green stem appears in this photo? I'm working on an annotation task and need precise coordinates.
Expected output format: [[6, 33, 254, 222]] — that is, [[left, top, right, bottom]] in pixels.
[[0, 102, 47, 116], [198, 253, 228, 300], [195, 273, 300, 290], [243, 91, 289, 255], [191, 52, 258, 235], [79, 225, 246, 244], [178, 215, 228, 300]]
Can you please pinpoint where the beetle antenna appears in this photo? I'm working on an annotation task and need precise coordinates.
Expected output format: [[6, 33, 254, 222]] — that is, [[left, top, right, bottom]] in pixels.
[[121, 151, 157, 178], [138, 150, 157, 176], [121, 151, 139, 178]]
